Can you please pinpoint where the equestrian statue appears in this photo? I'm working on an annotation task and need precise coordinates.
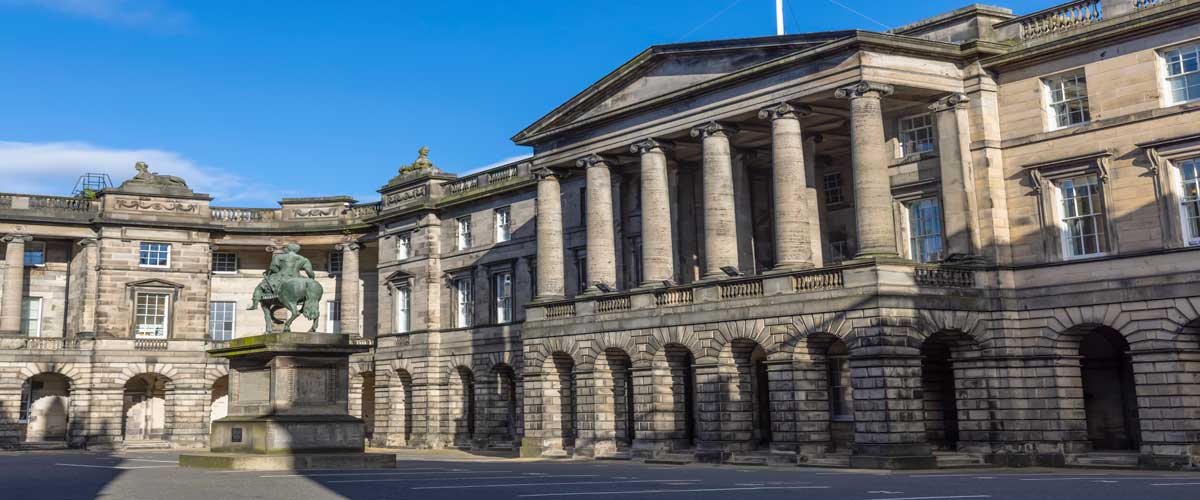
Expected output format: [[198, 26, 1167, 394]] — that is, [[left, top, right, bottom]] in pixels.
[[248, 243, 324, 332]]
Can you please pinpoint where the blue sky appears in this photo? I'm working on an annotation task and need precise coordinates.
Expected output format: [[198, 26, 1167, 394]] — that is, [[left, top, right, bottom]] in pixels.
[[0, 0, 1048, 206]]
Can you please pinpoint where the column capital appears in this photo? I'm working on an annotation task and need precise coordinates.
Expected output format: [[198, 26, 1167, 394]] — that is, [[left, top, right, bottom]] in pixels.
[[833, 81, 895, 100], [533, 166, 562, 180], [575, 153, 616, 169], [1, 234, 32, 244], [76, 238, 99, 248], [928, 93, 970, 112], [336, 242, 362, 253], [689, 121, 739, 139], [757, 101, 813, 121], [629, 138, 669, 155]]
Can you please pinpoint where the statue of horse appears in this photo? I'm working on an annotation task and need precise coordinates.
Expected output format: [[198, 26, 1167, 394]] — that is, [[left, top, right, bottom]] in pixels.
[[255, 277, 324, 333]]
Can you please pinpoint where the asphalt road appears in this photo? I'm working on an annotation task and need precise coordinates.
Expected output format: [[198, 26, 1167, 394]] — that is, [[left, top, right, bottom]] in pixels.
[[2, 451, 1199, 500]]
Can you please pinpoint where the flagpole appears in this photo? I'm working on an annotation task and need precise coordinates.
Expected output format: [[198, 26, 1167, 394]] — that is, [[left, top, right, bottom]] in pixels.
[[776, 0, 785, 35]]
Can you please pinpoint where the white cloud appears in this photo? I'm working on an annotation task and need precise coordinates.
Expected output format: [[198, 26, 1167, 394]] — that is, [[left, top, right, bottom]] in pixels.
[[458, 154, 533, 176], [0, 0, 189, 30], [0, 140, 280, 206]]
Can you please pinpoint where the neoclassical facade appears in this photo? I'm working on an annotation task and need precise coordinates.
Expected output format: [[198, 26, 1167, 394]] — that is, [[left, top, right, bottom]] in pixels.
[[3, 0, 1200, 469]]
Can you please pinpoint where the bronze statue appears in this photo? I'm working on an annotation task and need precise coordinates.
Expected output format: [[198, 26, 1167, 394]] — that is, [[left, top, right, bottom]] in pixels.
[[249, 243, 324, 332]]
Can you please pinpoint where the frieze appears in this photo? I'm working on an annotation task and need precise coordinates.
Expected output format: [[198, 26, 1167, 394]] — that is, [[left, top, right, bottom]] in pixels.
[[383, 185, 429, 207], [114, 198, 199, 213]]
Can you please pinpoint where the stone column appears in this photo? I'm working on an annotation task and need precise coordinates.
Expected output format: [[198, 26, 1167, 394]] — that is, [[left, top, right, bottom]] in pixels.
[[336, 242, 361, 335], [74, 238, 100, 336], [577, 154, 618, 292], [0, 234, 31, 334], [930, 93, 981, 258], [759, 102, 815, 270], [631, 139, 676, 286], [535, 168, 565, 300], [835, 82, 898, 259], [690, 121, 740, 279], [804, 135, 825, 266]]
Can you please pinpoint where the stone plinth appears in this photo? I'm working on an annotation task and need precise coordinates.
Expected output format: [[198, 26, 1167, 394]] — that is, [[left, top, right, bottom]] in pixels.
[[180, 333, 395, 470]]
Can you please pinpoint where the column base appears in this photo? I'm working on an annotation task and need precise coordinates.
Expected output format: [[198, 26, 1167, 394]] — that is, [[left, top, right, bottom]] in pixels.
[[763, 263, 815, 275]]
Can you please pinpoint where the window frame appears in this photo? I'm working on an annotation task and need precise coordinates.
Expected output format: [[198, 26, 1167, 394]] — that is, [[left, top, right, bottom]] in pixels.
[[453, 277, 474, 328], [211, 252, 239, 274], [1043, 68, 1092, 131], [1055, 174, 1109, 259], [494, 206, 512, 243], [1025, 152, 1116, 262], [822, 172, 845, 206], [133, 292, 171, 339], [138, 242, 171, 269], [897, 112, 936, 156], [21, 296, 43, 337], [395, 232, 412, 261], [394, 284, 411, 333], [903, 196, 945, 264], [326, 300, 341, 333], [23, 241, 46, 267], [208, 301, 237, 340], [327, 251, 343, 274], [1161, 41, 1200, 105], [456, 215, 473, 250], [493, 271, 513, 324]]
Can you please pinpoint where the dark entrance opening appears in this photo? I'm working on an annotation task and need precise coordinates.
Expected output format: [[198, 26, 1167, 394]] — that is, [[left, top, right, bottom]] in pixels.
[[1080, 328, 1139, 451], [921, 337, 959, 450]]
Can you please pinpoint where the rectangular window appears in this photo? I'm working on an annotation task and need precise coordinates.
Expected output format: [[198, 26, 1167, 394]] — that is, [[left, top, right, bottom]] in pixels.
[[326, 300, 341, 333], [1045, 69, 1091, 129], [575, 250, 588, 292], [23, 241, 45, 267], [134, 292, 170, 338], [823, 172, 844, 205], [394, 286, 411, 333], [212, 252, 238, 273], [494, 272, 513, 324], [21, 297, 42, 337], [1178, 157, 1200, 244], [906, 197, 944, 263], [396, 232, 412, 260], [454, 278, 473, 328], [328, 251, 343, 274], [1058, 174, 1108, 258], [829, 240, 848, 262], [208, 301, 236, 340], [898, 113, 935, 156], [139, 242, 171, 268], [456, 216, 473, 250], [1163, 43, 1200, 104], [494, 206, 512, 243]]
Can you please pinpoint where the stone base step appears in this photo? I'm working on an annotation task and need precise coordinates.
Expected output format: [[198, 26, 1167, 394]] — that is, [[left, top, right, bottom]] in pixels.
[[13, 441, 69, 451], [645, 453, 694, 465], [121, 440, 171, 450], [935, 453, 987, 468], [725, 454, 770, 466], [487, 442, 517, 451], [595, 451, 632, 460], [1069, 452, 1139, 468], [800, 454, 851, 468], [542, 449, 573, 459]]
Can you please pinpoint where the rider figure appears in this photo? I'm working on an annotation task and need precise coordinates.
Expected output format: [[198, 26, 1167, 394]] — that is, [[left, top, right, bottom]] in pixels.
[[249, 243, 316, 310]]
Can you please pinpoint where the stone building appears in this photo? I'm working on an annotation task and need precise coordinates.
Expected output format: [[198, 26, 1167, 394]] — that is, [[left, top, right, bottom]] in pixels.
[[3, 0, 1200, 469]]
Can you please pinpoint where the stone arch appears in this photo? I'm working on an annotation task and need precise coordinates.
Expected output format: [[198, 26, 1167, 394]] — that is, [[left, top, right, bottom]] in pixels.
[[121, 371, 174, 441], [916, 309, 989, 348], [117, 363, 180, 388], [478, 351, 521, 377], [203, 364, 229, 385], [17, 362, 82, 384], [383, 364, 416, 448], [442, 354, 475, 383], [388, 358, 416, 380], [786, 312, 853, 359], [445, 359, 477, 447], [525, 337, 582, 374], [710, 319, 780, 358], [20, 371, 73, 442], [579, 331, 637, 371], [350, 360, 375, 378], [715, 332, 776, 448], [640, 325, 702, 367]]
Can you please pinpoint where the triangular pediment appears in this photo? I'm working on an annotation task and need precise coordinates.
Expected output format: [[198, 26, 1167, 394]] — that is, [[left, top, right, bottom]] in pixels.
[[125, 278, 185, 289], [513, 32, 852, 144], [384, 270, 414, 284]]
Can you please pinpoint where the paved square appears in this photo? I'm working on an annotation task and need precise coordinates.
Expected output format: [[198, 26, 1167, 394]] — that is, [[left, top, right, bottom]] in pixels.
[[4, 451, 1199, 500]]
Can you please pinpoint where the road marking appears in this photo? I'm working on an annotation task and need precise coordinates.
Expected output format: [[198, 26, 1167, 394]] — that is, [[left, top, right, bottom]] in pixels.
[[1152, 482, 1200, 486], [56, 463, 176, 470], [122, 459, 179, 463], [412, 479, 703, 490], [324, 475, 601, 484], [868, 491, 904, 494], [260, 469, 510, 478], [517, 486, 832, 497], [909, 473, 1082, 478]]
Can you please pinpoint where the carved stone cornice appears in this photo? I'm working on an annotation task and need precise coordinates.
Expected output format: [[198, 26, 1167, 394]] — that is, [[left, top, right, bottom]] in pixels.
[[1, 234, 33, 244], [929, 93, 970, 112], [576, 153, 615, 169], [757, 102, 813, 121], [689, 121, 739, 139], [833, 81, 895, 100], [629, 138, 668, 155]]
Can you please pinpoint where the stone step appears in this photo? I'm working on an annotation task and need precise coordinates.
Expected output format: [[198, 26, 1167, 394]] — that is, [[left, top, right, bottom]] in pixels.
[[800, 454, 851, 468], [1069, 453, 1139, 468], [725, 454, 770, 466], [935, 453, 987, 468], [14, 441, 69, 451], [120, 440, 171, 451], [595, 451, 632, 461], [645, 453, 694, 465]]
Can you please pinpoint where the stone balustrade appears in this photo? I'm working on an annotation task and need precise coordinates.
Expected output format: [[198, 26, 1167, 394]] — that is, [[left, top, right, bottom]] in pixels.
[[441, 163, 532, 200], [994, 0, 1183, 43], [0, 193, 98, 216], [133, 339, 171, 351], [211, 207, 278, 222], [529, 263, 983, 322], [20, 337, 82, 350]]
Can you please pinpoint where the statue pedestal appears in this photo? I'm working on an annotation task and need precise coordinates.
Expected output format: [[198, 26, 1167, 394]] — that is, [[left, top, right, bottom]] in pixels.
[[179, 333, 395, 470]]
